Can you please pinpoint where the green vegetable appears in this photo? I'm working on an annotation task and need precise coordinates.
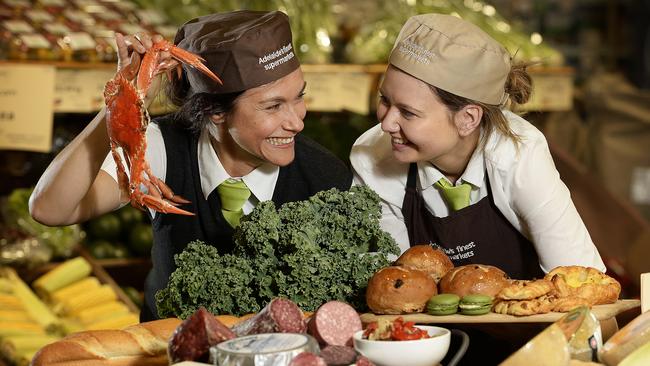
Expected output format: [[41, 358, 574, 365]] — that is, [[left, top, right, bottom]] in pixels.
[[156, 185, 400, 319], [2, 187, 83, 259]]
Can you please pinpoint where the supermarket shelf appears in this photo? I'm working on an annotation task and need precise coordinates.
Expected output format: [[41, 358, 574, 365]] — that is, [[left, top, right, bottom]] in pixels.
[[0, 61, 574, 114]]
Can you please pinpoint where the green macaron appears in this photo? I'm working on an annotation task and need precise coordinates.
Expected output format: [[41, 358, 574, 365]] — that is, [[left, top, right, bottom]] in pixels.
[[427, 294, 461, 315], [459, 294, 493, 315]]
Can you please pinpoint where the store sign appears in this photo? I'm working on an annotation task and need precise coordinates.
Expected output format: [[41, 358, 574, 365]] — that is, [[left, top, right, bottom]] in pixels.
[[55, 68, 114, 113], [0, 64, 55, 152], [303, 71, 374, 115]]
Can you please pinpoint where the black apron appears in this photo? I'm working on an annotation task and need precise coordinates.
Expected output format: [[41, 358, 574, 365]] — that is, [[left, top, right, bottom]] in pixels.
[[401, 163, 544, 280]]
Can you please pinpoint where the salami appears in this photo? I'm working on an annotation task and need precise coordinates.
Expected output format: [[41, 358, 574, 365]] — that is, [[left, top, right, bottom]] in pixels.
[[319, 345, 358, 366], [308, 301, 362, 346], [355, 355, 376, 366], [288, 352, 327, 366], [232, 297, 306, 336], [168, 306, 236, 363]]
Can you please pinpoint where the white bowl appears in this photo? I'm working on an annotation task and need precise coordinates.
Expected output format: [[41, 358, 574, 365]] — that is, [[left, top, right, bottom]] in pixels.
[[353, 325, 450, 366]]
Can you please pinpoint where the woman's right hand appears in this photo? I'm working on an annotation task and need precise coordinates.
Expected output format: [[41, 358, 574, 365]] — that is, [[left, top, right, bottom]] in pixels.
[[115, 32, 173, 107]]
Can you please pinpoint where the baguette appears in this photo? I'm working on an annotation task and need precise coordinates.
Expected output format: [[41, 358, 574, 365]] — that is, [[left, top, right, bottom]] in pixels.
[[31, 318, 182, 366]]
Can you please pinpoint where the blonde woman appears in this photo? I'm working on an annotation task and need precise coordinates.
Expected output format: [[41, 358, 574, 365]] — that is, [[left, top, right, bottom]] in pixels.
[[351, 13, 604, 279]]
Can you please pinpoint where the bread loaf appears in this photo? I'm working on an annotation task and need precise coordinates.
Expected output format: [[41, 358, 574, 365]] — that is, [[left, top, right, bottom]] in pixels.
[[395, 244, 454, 283], [31, 318, 181, 366], [366, 266, 437, 314], [439, 264, 510, 297]]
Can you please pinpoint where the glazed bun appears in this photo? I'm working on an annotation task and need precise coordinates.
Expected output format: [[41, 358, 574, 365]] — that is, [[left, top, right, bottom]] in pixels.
[[366, 266, 437, 314], [439, 264, 510, 297], [395, 244, 454, 283]]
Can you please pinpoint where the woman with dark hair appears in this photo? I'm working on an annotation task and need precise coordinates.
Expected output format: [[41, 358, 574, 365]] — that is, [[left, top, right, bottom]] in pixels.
[[350, 13, 604, 279], [29, 10, 351, 321]]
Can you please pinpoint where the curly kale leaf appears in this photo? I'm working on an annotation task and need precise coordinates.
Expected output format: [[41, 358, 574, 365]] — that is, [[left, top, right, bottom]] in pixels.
[[155, 242, 259, 319], [272, 185, 400, 311], [157, 185, 400, 316]]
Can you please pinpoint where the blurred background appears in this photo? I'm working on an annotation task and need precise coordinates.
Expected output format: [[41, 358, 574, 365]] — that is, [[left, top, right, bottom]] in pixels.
[[0, 0, 649, 327]]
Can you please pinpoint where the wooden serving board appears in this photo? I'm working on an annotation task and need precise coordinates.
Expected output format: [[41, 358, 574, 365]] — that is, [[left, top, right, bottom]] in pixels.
[[360, 299, 640, 324]]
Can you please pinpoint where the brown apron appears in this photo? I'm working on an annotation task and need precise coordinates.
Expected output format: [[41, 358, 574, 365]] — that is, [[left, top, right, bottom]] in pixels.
[[402, 163, 544, 280]]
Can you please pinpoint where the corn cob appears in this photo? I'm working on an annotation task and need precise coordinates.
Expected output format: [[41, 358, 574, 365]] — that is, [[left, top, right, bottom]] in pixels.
[[3, 267, 62, 334], [0, 310, 33, 322], [15, 350, 37, 366], [58, 284, 117, 315], [33, 257, 92, 295], [0, 335, 59, 362], [76, 301, 130, 325], [85, 312, 139, 330], [0, 277, 14, 293], [59, 317, 84, 334], [0, 321, 45, 337], [0, 293, 23, 310], [50, 276, 100, 304]]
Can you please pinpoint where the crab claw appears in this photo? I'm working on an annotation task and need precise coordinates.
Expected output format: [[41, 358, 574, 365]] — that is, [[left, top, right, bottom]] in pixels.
[[137, 40, 222, 94], [168, 46, 223, 85], [140, 194, 195, 216], [151, 176, 191, 204]]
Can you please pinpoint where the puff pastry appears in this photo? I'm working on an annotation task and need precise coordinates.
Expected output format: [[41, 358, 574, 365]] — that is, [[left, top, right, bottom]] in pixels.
[[545, 266, 621, 305], [492, 295, 555, 316], [497, 279, 555, 300]]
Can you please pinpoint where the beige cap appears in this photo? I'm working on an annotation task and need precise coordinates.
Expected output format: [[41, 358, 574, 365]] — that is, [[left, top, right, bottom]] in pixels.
[[388, 13, 511, 105]]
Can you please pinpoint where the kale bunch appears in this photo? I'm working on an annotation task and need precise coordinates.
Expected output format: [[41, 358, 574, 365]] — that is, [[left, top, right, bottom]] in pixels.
[[156, 185, 400, 318]]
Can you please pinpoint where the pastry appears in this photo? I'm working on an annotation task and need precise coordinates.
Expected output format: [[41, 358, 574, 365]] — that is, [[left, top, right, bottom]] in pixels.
[[426, 294, 460, 315], [492, 295, 555, 316], [459, 294, 493, 315], [497, 279, 555, 300], [545, 266, 621, 305]]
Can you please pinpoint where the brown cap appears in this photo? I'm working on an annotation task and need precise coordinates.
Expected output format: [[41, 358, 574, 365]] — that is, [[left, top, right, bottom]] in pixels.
[[389, 13, 511, 105], [174, 10, 300, 94]]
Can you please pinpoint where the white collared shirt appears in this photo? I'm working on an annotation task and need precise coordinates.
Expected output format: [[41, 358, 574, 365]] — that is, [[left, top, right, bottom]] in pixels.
[[350, 110, 606, 273], [418, 134, 488, 218], [101, 124, 279, 217]]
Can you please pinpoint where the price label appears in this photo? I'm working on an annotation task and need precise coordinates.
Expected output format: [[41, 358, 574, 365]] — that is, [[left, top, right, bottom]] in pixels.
[[25, 10, 54, 23], [54, 68, 114, 112], [43, 22, 72, 36], [19, 34, 51, 49], [303, 71, 375, 115], [3, 20, 34, 33], [66, 32, 97, 50], [0, 64, 55, 152]]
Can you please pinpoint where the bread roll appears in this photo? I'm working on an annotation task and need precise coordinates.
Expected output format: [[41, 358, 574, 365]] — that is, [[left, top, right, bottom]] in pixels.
[[31, 318, 182, 366], [395, 244, 454, 283], [439, 264, 509, 297], [366, 266, 437, 314]]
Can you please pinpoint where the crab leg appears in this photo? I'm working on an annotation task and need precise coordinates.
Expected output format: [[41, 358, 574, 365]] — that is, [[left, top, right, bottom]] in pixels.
[[137, 41, 222, 94]]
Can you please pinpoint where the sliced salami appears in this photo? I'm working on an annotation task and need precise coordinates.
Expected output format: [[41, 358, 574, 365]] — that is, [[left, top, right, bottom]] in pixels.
[[308, 301, 362, 346], [288, 352, 327, 366], [232, 297, 306, 336], [355, 355, 376, 366], [168, 306, 236, 363], [319, 345, 358, 366]]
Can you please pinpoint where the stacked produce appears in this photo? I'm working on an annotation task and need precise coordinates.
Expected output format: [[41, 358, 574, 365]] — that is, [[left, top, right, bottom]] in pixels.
[[343, 0, 564, 66], [83, 205, 153, 260], [0, 256, 140, 365], [31, 256, 139, 333], [0, 266, 62, 366], [0, 0, 176, 62], [1, 187, 83, 267]]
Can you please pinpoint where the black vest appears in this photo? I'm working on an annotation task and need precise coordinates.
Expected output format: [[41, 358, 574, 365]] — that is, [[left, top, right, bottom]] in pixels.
[[142, 116, 352, 321]]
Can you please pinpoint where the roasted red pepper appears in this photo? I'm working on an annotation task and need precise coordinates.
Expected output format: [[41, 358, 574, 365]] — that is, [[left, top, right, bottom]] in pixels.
[[391, 317, 429, 341]]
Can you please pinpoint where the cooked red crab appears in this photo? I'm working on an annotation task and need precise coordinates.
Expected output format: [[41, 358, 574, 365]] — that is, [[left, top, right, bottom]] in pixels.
[[104, 39, 222, 215]]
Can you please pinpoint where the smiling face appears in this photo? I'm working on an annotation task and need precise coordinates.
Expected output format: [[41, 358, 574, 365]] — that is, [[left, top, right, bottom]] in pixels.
[[210, 68, 307, 176], [378, 66, 461, 165]]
